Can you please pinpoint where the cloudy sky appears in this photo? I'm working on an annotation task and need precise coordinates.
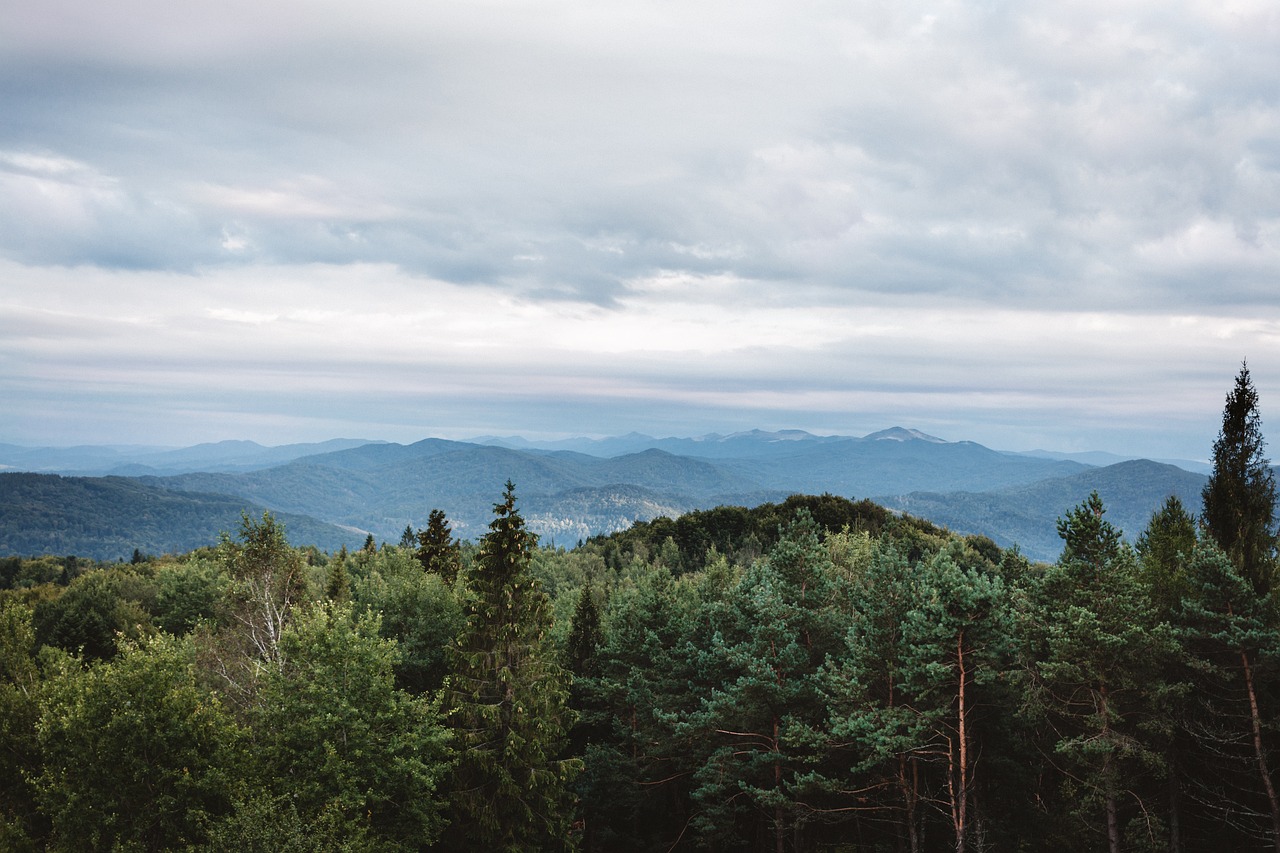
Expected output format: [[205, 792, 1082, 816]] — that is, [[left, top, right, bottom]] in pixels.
[[2, 0, 1278, 460]]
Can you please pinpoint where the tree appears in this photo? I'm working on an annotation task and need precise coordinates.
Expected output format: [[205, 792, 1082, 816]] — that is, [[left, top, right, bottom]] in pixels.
[[31, 566, 155, 661], [1175, 541, 1280, 849], [812, 544, 929, 852], [679, 511, 844, 851], [1024, 492, 1176, 853], [897, 544, 1013, 853], [1203, 362, 1279, 595], [0, 598, 41, 848], [565, 582, 604, 679], [33, 634, 237, 851], [416, 509, 462, 584], [241, 603, 451, 849], [202, 513, 307, 708], [441, 482, 578, 852], [1136, 495, 1198, 619], [324, 551, 350, 603]]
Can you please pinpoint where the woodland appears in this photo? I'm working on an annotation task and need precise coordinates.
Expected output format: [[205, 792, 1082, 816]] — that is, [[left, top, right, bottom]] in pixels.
[[0, 365, 1279, 852]]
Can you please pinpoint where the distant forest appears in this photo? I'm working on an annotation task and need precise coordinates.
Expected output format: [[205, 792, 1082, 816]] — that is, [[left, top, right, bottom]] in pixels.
[[1, 365, 1279, 852]]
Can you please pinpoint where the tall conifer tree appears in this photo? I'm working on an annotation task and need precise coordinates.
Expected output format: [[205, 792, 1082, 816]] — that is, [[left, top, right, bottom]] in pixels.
[[441, 482, 577, 852], [1203, 362, 1279, 594]]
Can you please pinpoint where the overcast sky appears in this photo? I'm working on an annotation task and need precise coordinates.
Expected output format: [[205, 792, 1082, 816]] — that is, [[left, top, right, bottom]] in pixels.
[[2, 0, 1278, 460]]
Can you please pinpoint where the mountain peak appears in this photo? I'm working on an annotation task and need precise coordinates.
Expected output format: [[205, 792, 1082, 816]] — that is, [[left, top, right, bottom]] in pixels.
[[863, 427, 946, 443]]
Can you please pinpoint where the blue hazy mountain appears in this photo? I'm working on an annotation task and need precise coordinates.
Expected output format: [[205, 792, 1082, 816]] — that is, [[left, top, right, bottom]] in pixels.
[[0, 428, 1213, 561]]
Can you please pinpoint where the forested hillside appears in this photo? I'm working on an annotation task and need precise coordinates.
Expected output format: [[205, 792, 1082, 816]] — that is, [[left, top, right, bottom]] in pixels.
[[1, 367, 1277, 851], [0, 473, 360, 559], [1, 427, 1205, 560]]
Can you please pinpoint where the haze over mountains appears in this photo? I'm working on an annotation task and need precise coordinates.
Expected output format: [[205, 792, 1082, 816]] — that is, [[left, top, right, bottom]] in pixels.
[[0, 428, 1213, 562]]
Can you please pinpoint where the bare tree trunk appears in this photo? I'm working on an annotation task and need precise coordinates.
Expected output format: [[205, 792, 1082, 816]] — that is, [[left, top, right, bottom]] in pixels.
[[775, 716, 785, 853], [956, 632, 969, 853], [899, 754, 920, 853], [1100, 684, 1121, 853], [1241, 648, 1280, 851], [1169, 739, 1183, 853]]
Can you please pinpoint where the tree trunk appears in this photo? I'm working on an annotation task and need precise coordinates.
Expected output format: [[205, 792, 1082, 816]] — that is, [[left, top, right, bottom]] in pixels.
[[1241, 648, 1280, 851], [955, 632, 969, 853], [899, 754, 920, 853], [1100, 684, 1121, 853], [1169, 739, 1183, 853], [775, 716, 785, 853]]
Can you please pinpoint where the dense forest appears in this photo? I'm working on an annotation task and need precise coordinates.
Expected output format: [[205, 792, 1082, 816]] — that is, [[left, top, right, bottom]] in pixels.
[[1, 365, 1279, 852]]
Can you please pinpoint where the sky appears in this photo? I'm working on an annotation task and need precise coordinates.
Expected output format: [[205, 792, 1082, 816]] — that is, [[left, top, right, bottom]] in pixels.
[[1, 0, 1278, 461]]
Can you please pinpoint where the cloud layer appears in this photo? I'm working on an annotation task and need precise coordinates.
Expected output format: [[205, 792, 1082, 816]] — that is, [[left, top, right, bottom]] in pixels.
[[2, 0, 1278, 459]]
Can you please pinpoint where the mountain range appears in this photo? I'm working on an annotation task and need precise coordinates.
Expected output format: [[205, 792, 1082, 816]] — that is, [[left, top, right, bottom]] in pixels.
[[0, 428, 1215, 562]]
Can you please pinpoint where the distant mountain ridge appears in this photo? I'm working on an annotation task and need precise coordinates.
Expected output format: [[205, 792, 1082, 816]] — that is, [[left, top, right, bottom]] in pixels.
[[0, 428, 1221, 561], [0, 438, 386, 476]]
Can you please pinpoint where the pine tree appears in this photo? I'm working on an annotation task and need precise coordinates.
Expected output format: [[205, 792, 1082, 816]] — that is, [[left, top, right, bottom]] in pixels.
[[898, 543, 1013, 853], [441, 482, 578, 852], [1175, 541, 1280, 849], [1203, 361, 1279, 594], [1025, 492, 1176, 853]]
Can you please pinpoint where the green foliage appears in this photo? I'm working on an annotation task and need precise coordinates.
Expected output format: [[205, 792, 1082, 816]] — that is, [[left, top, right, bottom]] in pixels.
[[1203, 361, 1279, 595], [153, 555, 229, 634], [1172, 541, 1280, 847], [325, 551, 351, 602], [679, 511, 846, 849], [441, 482, 578, 852], [415, 508, 462, 583], [244, 603, 451, 850], [33, 634, 237, 851], [0, 597, 41, 844], [220, 512, 307, 665], [565, 581, 603, 678], [1024, 493, 1177, 850], [1136, 495, 1198, 618], [351, 547, 462, 694], [32, 565, 156, 661]]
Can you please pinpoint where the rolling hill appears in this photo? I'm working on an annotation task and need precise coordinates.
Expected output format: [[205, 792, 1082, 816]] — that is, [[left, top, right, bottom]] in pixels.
[[0, 473, 362, 560], [0, 429, 1222, 561]]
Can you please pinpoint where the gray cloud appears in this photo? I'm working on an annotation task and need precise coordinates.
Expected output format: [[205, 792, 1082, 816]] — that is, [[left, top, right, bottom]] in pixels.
[[1, 0, 1278, 456]]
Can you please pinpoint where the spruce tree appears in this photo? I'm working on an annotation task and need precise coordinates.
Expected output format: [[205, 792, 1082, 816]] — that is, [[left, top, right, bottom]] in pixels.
[[1203, 361, 1279, 594], [441, 482, 577, 852], [416, 508, 462, 584]]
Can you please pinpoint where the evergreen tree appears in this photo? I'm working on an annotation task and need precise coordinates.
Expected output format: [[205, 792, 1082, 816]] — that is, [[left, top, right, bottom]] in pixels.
[[1024, 492, 1176, 853], [1137, 495, 1199, 619], [897, 543, 1013, 853], [398, 524, 416, 549], [441, 482, 578, 852], [324, 550, 350, 603], [813, 544, 929, 851], [680, 511, 843, 851], [1174, 541, 1280, 849], [566, 582, 603, 678], [416, 509, 462, 584], [1203, 361, 1279, 595]]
